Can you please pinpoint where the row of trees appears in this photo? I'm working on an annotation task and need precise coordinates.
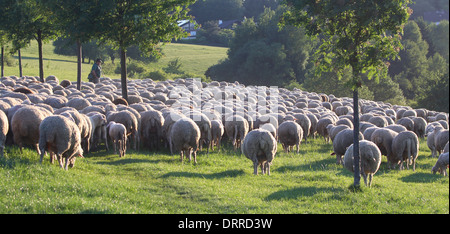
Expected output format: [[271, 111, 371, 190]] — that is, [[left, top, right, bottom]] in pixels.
[[0, 0, 195, 100], [205, 6, 449, 113]]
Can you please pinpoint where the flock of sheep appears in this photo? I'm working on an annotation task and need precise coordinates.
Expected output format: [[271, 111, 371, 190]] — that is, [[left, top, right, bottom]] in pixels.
[[0, 75, 448, 186]]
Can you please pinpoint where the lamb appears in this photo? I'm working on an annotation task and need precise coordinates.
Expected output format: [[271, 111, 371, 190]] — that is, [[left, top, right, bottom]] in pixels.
[[431, 152, 449, 176], [391, 131, 419, 171], [11, 105, 52, 154], [140, 110, 165, 150], [0, 110, 8, 157], [39, 115, 84, 170], [343, 140, 382, 187], [106, 110, 139, 151], [332, 129, 363, 165], [107, 121, 127, 157], [210, 119, 224, 151], [241, 129, 277, 175], [370, 128, 398, 168], [277, 120, 303, 153], [224, 115, 249, 151], [169, 117, 201, 164]]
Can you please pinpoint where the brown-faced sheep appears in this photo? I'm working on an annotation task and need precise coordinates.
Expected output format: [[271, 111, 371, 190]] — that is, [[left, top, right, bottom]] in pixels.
[[241, 129, 277, 175], [39, 115, 84, 170], [277, 120, 303, 154], [391, 131, 419, 171], [343, 140, 382, 187], [169, 117, 201, 164]]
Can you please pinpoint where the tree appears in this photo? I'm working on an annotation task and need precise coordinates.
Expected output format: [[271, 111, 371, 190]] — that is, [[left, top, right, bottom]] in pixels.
[[281, 0, 411, 187], [0, 0, 58, 81], [96, 0, 195, 101], [189, 0, 244, 25], [43, 0, 104, 90]]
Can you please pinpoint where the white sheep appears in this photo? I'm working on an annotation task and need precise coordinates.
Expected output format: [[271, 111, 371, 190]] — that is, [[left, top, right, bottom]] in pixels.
[[343, 140, 382, 187], [107, 121, 127, 157], [169, 117, 201, 164], [391, 131, 420, 171], [241, 129, 277, 175], [431, 152, 449, 176], [277, 120, 303, 153]]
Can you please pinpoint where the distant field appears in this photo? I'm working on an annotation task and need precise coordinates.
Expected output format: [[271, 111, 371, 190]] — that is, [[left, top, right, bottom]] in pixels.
[[2, 41, 228, 81]]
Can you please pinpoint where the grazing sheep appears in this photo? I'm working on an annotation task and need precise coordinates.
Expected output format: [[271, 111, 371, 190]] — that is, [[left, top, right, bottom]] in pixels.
[[11, 106, 52, 154], [316, 117, 335, 142], [343, 140, 382, 187], [397, 118, 414, 131], [431, 152, 449, 176], [259, 123, 277, 140], [411, 117, 427, 138], [224, 115, 249, 151], [169, 117, 201, 164], [0, 110, 8, 157], [444, 141, 449, 153], [106, 110, 139, 150], [391, 131, 419, 171], [107, 121, 127, 157], [140, 110, 165, 150], [370, 128, 398, 168], [88, 113, 108, 151], [293, 113, 311, 142], [241, 129, 277, 175], [384, 124, 407, 133], [332, 129, 363, 165], [39, 115, 84, 170], [210, 119, 224, 151], [368, 116, 388, 128], [327, 124, 351, 142], [427, 125, 444, 158], [278, 120, 303, 153], [188, 112, 212, 154]]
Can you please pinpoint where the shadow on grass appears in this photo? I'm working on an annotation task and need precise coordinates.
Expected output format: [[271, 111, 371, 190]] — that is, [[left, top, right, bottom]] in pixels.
[[160, 169, 246, 179], [400, 172, 444, 183], [266, 186, 344, 201]]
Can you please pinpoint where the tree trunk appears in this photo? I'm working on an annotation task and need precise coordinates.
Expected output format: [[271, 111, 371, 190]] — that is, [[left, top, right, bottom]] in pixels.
[[37, 30, 44, 82], [18, 49, 23, 77], [1, 46, 3, 77], [353, 88, 361, 187], [120, 48, 128, 101], [76, 40, 82, 90]]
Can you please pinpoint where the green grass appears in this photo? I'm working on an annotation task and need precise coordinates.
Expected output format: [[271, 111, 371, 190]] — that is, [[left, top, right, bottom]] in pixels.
[[3, 40, 228, 81], [1, 138, 448, 214]]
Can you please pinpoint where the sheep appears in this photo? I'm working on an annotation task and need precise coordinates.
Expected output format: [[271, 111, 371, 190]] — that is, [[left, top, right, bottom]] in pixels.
[[106, 110, 139, 151], [384, 124, 407, 133], [277, 120, 303, 153], [259, 123, 277, 140], [370, 128, 399, 168], [38, 115, 84, 170], [11, 106, 52, 154], [332, 129, 364, 165], [88, 112, 108, 151], [391, 131, 419, 171], [0, 110, 8, 157], [327, 124, 351, 142], [368, 115, 388, 128], [241, 129, 277, 175], [140, 110, 165, 150], [435, 129, 449, 156], [106, 121, 127, 157], [343, 140, 382, 187], [59, 110, 92, 153], [292, 113, 311, 142], [411, 117, 427, 138], [224, 115, 249, 151], [427, 125, 444, 158], [188, 112, 212, 154], [169, 117, 201, 164], [316, 117, 335, 142], [210, 119, 224, 151], [397, 117, 414, 131], [431, 152, 449, 176]]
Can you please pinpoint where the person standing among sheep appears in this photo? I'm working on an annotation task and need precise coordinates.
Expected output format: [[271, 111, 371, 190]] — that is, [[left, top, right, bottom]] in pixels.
[[88, 59, 102, 84]]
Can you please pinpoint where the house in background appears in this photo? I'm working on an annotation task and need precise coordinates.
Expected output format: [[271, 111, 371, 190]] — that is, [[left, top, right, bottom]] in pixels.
[[423, 10, 449, 24], [178, 20, 198, 39], [218, 19, 242, 30]]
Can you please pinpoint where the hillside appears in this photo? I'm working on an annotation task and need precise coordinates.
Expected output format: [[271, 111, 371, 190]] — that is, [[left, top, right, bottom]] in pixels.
[[2, 41, 228, 81]]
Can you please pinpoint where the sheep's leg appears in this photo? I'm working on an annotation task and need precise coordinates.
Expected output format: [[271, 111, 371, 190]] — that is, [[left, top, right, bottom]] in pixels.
[[368, 174, 373, 187], [253, 161, 258, 175], [362, 173, 368, 186], [266, 162, 271, 175], [180, 151, 184, 163], [64, 157, 69, 171], [296, 143, 299, 154], [193, 150, 197, 164]]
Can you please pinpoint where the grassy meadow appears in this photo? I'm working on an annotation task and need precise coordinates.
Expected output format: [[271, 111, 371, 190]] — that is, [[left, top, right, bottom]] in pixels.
[[0, 137, 448, 214], [2, 40, 228, 80], [0, 40, 448, 214]]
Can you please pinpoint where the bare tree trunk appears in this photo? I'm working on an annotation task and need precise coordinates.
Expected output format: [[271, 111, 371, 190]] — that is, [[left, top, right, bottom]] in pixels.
[[18, 49, 23, 77], [353, 88, 360, 187], [1, 46, 4, 77], [77, 40, 82, 90], [120, 48, 128, 101], [37, 29, 44, 82]]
